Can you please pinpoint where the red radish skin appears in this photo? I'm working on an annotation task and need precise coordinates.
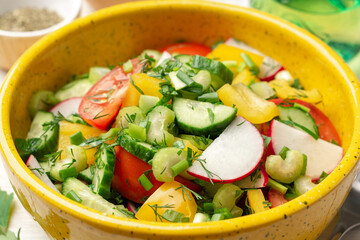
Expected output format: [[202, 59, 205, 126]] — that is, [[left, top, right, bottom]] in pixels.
[[50, 97, 82, 117], [234, 167, 268, 188], [269, 120, 343, 181], [26, 155, 60, 193], [127, 201, 138, 214], [259, 65, 284, 82], [187, 116, 264, 183]]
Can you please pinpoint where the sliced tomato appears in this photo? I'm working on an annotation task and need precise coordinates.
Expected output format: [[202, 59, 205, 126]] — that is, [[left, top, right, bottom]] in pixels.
[[79, 58, 142, 130], [268, 188, 288, 208], [112, 147, 202, 203], [269, 99, 341, 145], [161, 42, 212, 56]]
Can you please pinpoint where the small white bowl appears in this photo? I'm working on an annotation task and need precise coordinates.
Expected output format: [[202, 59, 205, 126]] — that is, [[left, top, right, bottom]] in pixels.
[[0, 0, 82, 69]]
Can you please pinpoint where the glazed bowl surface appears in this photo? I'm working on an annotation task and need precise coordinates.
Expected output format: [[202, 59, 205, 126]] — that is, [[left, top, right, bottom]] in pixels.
[[1, 1, 360, 239]]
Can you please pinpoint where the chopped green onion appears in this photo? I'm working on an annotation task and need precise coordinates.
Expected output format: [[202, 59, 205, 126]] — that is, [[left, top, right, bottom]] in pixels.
[[267, 178, 288, 194], [262, 135, 271, 148], [66, 190, 82, 203], [59, 166, 77, 181], [221, 60, 237, 68], [214, 208, 233, 219], [70, 131, 86, 145], [317, 171, 329, 183], [279, 146, 290, 160], [203, 202, 214, 214], [123, 59, 133, 73], [129, 123, 147, 142], [176, 70, 195, 86], [100, 128, 120, 139], [139, 117, 151, 133], [300, 154, 307, 176], [210, 213, 224, 221], [171, 159, 190, 177], [207, 108, 215, 123], [293, 103, 310, 113], [138, 173, 153, 191], [240, 53, 260, 76], [198, 92, 219, 103], [237, 62, 247, 73], [193, 213, 210, 223], [280, 120, 319, 140]]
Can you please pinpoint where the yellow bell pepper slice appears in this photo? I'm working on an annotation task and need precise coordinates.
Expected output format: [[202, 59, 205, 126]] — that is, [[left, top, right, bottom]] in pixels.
[[232, 68, 260, 86], [247, 189, 270, 213], [207, 44, 264, 75], [269, 79, 322, 103], [122, 73, 163, 108], [58, 121, 105, 165], [135, 181, 197, 222], [217, 83, 279, 124]]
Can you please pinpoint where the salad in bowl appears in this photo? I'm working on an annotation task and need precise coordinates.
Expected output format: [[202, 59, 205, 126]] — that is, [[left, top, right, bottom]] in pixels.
[[16, 38, 343, 223]]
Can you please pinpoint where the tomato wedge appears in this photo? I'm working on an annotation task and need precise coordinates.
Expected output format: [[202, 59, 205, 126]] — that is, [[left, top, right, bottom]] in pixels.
[[269, 99, 341, 145], [268, 188, 288, 208], [161, 42, 212, 56], [79, 58, 142, 130], [112, 147, 202, 203]]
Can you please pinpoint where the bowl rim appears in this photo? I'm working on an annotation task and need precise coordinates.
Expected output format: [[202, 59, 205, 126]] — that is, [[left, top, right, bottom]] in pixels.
[[0, 0, 82, 37], [1, 0, 360, 237]]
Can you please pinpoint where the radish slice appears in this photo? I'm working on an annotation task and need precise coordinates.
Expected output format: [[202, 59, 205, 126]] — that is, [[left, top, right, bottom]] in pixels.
[[187, 116, 264, 183], [234, 167, 268, 188], [269, 120, 343, 180], [26, 155, 60, 193], [155, 51, 172, 67], [224, 37, 283, 81], [50, 97, 82, 117], [127, 201, 138, 214]]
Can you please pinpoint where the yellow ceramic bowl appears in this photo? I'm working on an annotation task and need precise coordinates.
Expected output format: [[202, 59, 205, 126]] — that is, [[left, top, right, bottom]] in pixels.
[[1, 1, 360, 239]]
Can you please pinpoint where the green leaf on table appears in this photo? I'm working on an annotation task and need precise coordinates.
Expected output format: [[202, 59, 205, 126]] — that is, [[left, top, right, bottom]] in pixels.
[[0, 190, 13, 234], [0, 229, 21, 240]]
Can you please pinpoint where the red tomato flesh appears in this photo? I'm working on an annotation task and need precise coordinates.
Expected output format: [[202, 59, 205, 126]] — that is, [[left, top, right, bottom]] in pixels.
[[112, 147, 202, 203], [161, 42, 212, 56], [268, 188, 288, 208], [79, 58, 142, 130]]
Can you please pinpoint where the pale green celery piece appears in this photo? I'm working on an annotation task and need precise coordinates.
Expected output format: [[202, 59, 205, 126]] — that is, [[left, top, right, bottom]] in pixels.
[[146, 106, 175, 146], [49, 145, 87, 182], [139, 95, 160, 113], [192, 70, 211, 92], [265, 150, 305, 184], [123, 59, 133, 73], [152, 147, 187, 182], [294, 176, 317, 195], [88, 66, 111, 83], [249, 82, 276, 100], [193, 213, 210, 223], [113, 106, 145, 131], [129, 123, 147, 142], [213, 184, 244, 217]]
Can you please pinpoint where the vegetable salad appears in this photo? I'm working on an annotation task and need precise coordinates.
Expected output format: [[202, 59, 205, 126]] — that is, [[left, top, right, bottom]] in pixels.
[[16, 39, 344, 223]]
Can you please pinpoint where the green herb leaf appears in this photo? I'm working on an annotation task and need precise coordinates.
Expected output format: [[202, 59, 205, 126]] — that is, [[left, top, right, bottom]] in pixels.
[[0, 191, 13, 234]]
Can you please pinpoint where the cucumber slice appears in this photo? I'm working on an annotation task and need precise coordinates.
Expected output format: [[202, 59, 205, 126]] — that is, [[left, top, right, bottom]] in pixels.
[[54, 79, 93, 101], [26, 111, 59, 160], [140, 49, 162, 62], [113, 106, 145, 131], [192, 70, 211, 92], [146, 106, 175, 146], [169, 71, 187, 90], [88, 67, 111, 83], [92, 146, 116, 199], [173, 98, 236, 136], [174, 54, 192, 64], [62, 177, 134, 218], [118, 131, 157, 162], [278, 105, 319, 138], [78, 166, 95, 184], [28, 91, 59, 118], [152, 147, 187, 182], [191, 55, 233, 90], [49, 145, 87, 182], [139, 95, 159, 114]]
